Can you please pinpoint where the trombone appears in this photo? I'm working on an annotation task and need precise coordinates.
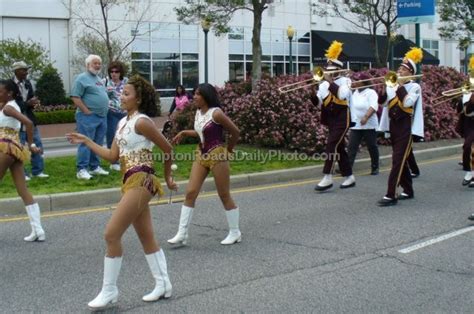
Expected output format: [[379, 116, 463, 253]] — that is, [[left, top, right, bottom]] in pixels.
[[278, 66, 351, 93], [432, 73, 474, 105], [351, 71, 423, 89]]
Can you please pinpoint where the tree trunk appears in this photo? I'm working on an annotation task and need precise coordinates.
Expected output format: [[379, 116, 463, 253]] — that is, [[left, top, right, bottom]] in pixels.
[[372, 24, 383, 67], [251, 0, 263, 91]]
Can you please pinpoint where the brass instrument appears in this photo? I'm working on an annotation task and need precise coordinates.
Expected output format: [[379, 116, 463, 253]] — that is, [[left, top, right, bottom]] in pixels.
[[278, 66, 351, 93], [351, 71, 423, 89], [432, 71, 474, 105]]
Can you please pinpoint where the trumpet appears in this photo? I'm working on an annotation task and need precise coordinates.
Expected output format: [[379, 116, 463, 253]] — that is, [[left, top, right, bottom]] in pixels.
[[278, 66, 351, 93], [351, 71, 423, 89]]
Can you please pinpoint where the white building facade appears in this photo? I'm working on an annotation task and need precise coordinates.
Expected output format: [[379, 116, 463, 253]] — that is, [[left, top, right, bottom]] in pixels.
[[0, 0, 467, 101]]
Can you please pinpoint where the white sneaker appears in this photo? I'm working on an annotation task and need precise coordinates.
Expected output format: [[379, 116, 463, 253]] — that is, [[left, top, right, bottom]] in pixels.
[[25, 175, 31, 181], [89, 166, 109, 176], [109, 164, 121, 171], [33, 172, 49, 178], [77, 169, 92, 180]]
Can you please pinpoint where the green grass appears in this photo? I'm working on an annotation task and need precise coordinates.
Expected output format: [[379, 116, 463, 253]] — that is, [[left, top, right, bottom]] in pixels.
[[0, 144, 321, 198]]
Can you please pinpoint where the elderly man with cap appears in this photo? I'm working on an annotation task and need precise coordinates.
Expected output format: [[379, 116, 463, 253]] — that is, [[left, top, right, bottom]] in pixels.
[[313, 40, 356, 191], [12, 61, 49, 180], [347, 72, 380, 175], [377, 47, 424, 206], [70, 54, 110, 180]]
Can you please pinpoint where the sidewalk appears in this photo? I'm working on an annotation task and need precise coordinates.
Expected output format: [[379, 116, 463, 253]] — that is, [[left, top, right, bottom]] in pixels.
[[0, 136, 464, 216], [37, 116, 168, 139]]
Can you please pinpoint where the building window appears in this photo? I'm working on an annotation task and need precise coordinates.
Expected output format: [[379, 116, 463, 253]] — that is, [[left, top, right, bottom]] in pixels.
[[131, 23, 199, 97], [422, 39, 439, 58], [228, 28, 311, 81]]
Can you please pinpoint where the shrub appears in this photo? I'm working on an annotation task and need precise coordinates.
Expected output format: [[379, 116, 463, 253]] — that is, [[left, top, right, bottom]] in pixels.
[[170, 65, 467, 154], [35, 110, 76, 125], [35, 64, 67, 106]]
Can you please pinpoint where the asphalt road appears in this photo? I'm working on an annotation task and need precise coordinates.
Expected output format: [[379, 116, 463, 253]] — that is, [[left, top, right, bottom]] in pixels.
[[1, 156, 473, 313]]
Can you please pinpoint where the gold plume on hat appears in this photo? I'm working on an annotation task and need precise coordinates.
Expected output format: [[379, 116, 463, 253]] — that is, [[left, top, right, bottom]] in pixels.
[[325, 41, 343, 60], [404, 47, 423, 64], [469, 55, 474, 71]]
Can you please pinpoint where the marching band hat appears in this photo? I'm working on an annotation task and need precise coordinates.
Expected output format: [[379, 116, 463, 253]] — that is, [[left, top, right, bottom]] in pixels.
[[325, 40, 344, 70], [401, 47, 423, 74]]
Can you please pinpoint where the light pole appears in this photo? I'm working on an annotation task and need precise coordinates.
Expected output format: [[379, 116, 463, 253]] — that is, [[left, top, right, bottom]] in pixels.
[[287, 25, 295, 75], [201, 19, 211, 83], [389, 32, 398, 70]]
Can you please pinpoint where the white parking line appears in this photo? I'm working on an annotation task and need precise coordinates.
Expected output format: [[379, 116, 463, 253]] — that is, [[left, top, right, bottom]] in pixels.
[[398, 226, 474, 254]]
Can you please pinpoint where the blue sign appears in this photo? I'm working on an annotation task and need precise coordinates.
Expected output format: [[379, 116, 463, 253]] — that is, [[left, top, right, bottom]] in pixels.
[[397, 0, 435, 24]]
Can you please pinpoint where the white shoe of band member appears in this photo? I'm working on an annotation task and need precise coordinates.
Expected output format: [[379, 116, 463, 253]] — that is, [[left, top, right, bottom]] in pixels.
[[143, 250, 172, 302], [221, 208, 242, 245], [24, 203, 46, 242], [167, 205, 194, 245], [318, 174, 333, 187], [88, 256, 122, 309], [341, 175, 355, 187]]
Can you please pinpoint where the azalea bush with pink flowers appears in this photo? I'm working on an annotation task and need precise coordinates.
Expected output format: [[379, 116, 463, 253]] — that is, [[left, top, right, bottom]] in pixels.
[[214, 65, 466, 154]]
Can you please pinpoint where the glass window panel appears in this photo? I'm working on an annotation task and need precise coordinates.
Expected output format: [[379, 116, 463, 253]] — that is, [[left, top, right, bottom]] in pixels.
[[432, 40, 439, 49], [229, 54, 244, 61], [182, 62, 199, 89], [229, 62, 244, 81], [297, 34, 310, 43], [244, 27, 253, 41], [422, 39, 430, 48], [182, 53, 198, 60], [181, 39, 199, 53], [262, 63, 271, 75], [132, 37, 149, 52], [298, 63, 311, 75], [298, 56, 310, 62], [132, 52, 151, 60], [273, 55, 284, 61], [297, 43, 311, 55], [262, 42, 272, 55], [261, 28, 271, 42], [152, 38, 179, 53], [246, 62, 252, 78], [152, 53, 179, 60], [244, 43, 252, 54], [228, 27, 244, 40], [229, 40, 245, 54], [157, 90, 175, 98], [131, 61, 151, 81], [271, 29, 284, 43], [153, 23, 179, 39], [273, 63, 284, 76], [262, 55, 271, 61], [180, 24, 198, 39], [272, 43, 285, 55], [152, 61, 180, 90]]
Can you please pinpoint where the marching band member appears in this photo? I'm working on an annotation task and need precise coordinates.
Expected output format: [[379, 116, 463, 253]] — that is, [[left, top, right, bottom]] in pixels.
[[377, 47, 424, 206], [313, 41, 355, 191], [347, 72, 380, 175], [460, 56, 474, 188]]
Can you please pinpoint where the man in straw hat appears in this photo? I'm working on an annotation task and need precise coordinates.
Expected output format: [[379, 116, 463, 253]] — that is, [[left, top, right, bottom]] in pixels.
[[377, 47, 424, 206], [313, 40, 356, 191]]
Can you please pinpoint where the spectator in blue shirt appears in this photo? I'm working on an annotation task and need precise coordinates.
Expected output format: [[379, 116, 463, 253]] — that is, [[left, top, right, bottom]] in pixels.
[[70, 54, 110, 180]]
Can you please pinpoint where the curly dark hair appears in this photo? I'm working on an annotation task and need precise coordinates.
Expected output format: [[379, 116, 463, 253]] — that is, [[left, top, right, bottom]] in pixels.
[[126, 75, 158, 117], [107, 61, 126, 80], [197, 83, 220, 108], [0, 79, 20, 100]]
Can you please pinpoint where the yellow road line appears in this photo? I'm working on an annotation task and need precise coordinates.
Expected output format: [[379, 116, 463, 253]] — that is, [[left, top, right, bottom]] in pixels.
[[0, 155, 460, 223]]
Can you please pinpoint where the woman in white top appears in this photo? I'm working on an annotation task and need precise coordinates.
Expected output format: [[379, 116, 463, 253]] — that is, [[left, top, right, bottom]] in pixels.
[[67, 75, 177, 310], [0, 79, 45, 242], [168, 83, 242, 246], [347, 73, 380, 175]]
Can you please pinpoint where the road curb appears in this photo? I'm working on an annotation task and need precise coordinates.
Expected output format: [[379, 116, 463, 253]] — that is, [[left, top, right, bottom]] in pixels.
[[0, 143, 462, 216]]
